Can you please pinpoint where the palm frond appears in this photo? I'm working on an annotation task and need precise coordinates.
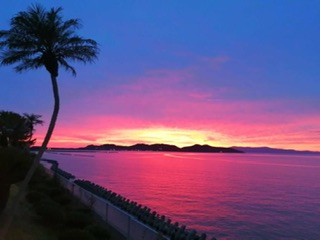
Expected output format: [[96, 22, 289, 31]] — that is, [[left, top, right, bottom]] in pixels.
[[1, 50, 40, 65], [0, 4, 99, 76], [14, 57, 43, 73], [58, 58, 76, 76], [60, 19, 82, 32]]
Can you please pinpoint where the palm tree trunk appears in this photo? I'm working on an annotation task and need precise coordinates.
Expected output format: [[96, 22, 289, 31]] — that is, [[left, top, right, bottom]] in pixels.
[[0, 74, 60, 239]]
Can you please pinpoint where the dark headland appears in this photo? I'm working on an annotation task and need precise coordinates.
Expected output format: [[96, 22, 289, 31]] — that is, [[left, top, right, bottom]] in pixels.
[[233, 146, 320, 155], [79, 143, 242, 153], [32, 144, 320, 155]]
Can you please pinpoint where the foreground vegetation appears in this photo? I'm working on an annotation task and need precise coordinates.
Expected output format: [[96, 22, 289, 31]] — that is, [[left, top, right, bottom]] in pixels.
[[0, 111, 43, 215], [1, 167, 120, 240], [1, 185, 55, 240]]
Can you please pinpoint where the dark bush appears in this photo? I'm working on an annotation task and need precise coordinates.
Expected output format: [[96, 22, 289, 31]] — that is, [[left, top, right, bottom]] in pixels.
[[29, 166, 50, 186], [65, 211, 92, 229], [73, 206, 93, 215], [33, 197, 59, 208], [31, 177, 60, 194], [26, 191, 48, 205], [47, 186, 66, 197], [0, 147, 33, 214], [86, 224, 111, 240], [32, 183, 49, 194], [45, 178, 61, 188], [34, 201, 65, 225], [59, 229, 95, 240], [52, 193, 73, 205], [31, 180, 64, 199]]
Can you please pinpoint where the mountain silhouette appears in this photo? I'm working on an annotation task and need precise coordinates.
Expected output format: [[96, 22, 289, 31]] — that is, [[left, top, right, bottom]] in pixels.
[[80, 143, 242, 153]]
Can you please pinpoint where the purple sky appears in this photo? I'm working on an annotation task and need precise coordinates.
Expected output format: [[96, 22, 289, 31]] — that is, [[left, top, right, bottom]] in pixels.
[[1, 1, 319, 150]]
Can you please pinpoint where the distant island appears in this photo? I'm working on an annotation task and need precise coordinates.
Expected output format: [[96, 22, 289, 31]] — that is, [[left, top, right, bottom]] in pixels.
[[232, 146, 320, 155], [32, 143, 320, 155], [79, 143, 242, 153]]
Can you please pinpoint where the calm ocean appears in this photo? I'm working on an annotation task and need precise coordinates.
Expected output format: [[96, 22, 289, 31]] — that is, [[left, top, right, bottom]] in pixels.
[[43, 151, 320, 240]]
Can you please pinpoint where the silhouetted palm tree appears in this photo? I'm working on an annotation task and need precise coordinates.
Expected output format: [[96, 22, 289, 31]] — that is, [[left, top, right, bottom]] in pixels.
[[0, 4, 98, 235]]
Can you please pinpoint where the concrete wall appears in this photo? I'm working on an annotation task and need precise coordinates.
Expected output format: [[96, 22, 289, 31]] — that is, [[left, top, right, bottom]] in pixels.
[[46, 166, 168, 240]]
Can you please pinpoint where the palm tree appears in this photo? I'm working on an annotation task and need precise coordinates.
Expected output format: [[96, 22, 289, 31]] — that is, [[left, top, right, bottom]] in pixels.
[[0, 4, 98, 236]]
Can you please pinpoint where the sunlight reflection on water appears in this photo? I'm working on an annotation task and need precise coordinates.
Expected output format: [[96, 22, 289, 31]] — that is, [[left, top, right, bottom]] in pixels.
[[43, 151, 320, 240]]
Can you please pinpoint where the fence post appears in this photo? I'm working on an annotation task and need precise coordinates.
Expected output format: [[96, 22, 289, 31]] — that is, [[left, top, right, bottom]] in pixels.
[[127, 215, 131, 240], [79, 187, 82, 201], [89, 192, 96, 209], [105, 202, 109, 223]]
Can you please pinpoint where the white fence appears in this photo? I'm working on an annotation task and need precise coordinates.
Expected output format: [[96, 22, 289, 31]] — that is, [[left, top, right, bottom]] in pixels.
[[43, 164, 168, 240]]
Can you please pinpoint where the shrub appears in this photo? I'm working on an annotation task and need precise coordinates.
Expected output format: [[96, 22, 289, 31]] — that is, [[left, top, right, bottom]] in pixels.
[[65, 211, 92, 229], [45, 178, 61, 188], [52, 193, 73, 205], [0, 147, 33, 183], [33, 197, 59, 208], [59, 229, 95, 240], [29, 166, 50, 186], [31, 181, 64, 199], [86, 224, 111, 240], [31, 178, 61, 194], [73, 206, 93, 215], [47, 186, 66, 197], [32, 183, 49, 194], [26, 191, 48, 205], [34, 200, 65, 226]]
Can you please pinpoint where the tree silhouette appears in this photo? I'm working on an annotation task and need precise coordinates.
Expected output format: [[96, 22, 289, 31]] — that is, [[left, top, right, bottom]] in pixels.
[[0, 148, 33, 215], [0, 5, 98, 236], [23, 113, 43, 146], [0, 111, 43, 148], [0, 111, 40, 215]]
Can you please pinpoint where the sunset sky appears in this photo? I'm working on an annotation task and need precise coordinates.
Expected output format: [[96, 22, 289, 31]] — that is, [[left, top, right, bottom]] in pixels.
[[1, 1, 319, 151]]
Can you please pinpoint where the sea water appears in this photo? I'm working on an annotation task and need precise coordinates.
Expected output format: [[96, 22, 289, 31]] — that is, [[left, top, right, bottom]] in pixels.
[[43, 151, 320, 240]]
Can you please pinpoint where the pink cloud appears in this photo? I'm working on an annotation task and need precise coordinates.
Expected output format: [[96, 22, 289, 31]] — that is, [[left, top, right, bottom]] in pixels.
[[32, 68, 320, 151]]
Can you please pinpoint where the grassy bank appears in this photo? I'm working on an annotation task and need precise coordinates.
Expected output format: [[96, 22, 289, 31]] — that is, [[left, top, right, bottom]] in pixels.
[[1, 185, 56, 240], [1, 174, 125, 240]]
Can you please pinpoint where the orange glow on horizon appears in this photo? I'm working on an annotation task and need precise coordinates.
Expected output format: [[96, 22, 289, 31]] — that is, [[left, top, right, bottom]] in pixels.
[[28, 68, 320, 152], [34, 125, 320, 152], [35, 127, 226, 148]]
